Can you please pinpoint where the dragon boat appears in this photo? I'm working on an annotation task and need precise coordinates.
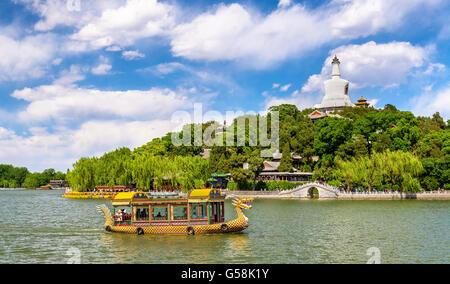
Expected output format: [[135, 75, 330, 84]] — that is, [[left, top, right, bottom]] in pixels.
[[96, 189, 253, 235]]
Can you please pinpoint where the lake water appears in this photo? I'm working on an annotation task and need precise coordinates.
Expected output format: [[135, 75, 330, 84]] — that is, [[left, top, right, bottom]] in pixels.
[[0, 189, 448, 264]]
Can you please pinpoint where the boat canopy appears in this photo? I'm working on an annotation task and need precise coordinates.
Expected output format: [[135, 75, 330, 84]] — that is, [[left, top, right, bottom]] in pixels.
[[112, 192, 150, 206], [188, 189, 224, 200]]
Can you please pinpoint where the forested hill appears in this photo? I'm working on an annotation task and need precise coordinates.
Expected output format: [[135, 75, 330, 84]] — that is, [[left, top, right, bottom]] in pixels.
[[64, 104, 449, 192], [3, 104, 448, 192]]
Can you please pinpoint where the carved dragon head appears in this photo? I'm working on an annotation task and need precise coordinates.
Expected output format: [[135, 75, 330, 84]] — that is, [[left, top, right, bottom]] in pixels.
[[231, 196, 253, 210], [96, 204, 114, 227]]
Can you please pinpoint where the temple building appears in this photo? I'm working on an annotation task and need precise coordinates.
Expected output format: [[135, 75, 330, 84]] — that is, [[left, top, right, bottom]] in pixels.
[[355, 96, 370, 108], [256, 150, 313, 182], [308, 110, 343, 122], [314, 55, 353, 112]]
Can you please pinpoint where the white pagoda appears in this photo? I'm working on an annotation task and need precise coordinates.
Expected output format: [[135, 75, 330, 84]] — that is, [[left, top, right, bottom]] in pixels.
[[315, 55, 353, 112]]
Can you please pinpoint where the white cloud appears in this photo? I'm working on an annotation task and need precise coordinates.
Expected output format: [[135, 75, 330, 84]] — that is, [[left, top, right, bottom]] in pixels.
[[264, 89, 318, 111], [12, 85, 193, 123], [278, 0, 292, 8], [14, 0, 125, 31], [280, 84, 292, 92], [368, 99, 379, 108], [0, 127, 16, 140], [423, 63, 446, 75], [105, 45, 123, 52], [91, 56, 112, 75], [301, 41, 434, 93], [53, 65, 88, 85], [138, 62, 187, 76], [0, 119, 178, 172], [52, 58, 63, 66], [72, 0, 175, 50], [92, 63, 112, 75], [411, 85, 450, 119], [170, 0, 441, 67], [171, 3, 326, 67], [122, 50, 146, 60], [137, 62, 239, 93], [0, 33, 59, 81]]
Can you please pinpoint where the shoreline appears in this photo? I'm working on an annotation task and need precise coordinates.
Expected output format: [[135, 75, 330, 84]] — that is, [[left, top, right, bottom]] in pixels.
[[223, 190, 450, 200], [3, 188, 450, 200]]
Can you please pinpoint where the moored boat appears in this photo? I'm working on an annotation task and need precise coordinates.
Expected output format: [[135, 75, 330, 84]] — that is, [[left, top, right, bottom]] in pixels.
[[97, 189, 253, 235], [62, 185, 133, 199]]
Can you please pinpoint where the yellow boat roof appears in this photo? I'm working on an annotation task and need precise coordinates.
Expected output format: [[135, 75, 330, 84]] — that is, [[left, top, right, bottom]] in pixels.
[[112, 192, 149, 205], [188, 189, 223, 199]]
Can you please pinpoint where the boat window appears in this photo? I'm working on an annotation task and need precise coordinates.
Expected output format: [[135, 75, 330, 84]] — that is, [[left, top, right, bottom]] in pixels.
[[152, 205, 168, 221], [190, 203, 208, 219], [135, 206, 149, 221], [172, 206, 188, 220]]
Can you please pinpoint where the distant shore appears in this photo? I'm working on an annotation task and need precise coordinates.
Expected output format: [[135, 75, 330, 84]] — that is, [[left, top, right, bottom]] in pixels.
[[223, 190, 450, 200], [0, 188, 65, 191], [3, 188, 449, 200]]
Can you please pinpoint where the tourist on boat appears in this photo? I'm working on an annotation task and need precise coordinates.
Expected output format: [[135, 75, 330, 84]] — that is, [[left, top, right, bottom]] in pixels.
[[116, 210, 123, 222]]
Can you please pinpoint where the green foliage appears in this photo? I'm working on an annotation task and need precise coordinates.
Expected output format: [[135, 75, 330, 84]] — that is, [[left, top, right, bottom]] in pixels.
[[420, 157, 449, 190], [228, 153, 248, 190], [0, 165, 29, 188], [0, 164, 66, 189], [67, 149, 210, 192], [314, 117, 353, 158], [246, 150, 265, 190], [421, 176, 440, 191], [278, 144, 293, 172], [415, 130, 449, 159], [334, 151, 423, 193]]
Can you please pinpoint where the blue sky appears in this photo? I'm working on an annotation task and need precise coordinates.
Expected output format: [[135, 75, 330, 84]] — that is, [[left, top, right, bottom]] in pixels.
[[0, 0, 449, 172]]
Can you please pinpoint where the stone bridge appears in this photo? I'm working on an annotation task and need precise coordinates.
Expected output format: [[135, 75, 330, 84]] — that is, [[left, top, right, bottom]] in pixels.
[[279, 182, 340, 199]]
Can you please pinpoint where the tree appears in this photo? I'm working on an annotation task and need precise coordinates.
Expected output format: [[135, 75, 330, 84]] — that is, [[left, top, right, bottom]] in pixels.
[[355, 154, 383, 191], [421, 176, 440, 191], [22, 172, 47, 189], [314, 117, 353, 158], [247, 150, 264, 190], [432, 112, 446, 130], [420, 157, 449, 190], [380, 150, 423, 192], [228, 153, 248, 190], [334, 158, 356, 191], [334, 151, 423, 193], [278, 144, 293, 172], [336, 135, 368, 160], [384, 104, 398, 112], [415, 130, 448, 159], [67, 158, 97, 191]]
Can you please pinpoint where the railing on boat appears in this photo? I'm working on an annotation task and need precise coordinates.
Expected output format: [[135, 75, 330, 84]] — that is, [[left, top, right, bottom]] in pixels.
[[113, 214, 132, 225]]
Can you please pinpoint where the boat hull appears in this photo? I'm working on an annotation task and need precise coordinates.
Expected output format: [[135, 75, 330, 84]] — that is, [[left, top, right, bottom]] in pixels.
[[107, 217, 248, 235]]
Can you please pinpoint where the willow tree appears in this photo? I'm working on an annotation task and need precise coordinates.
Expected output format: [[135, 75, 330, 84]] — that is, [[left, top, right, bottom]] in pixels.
[[67, 157, 97, 191], [334, 158, 357, 191], [381, 150, 423, 192], [354, 153, 383, 191]]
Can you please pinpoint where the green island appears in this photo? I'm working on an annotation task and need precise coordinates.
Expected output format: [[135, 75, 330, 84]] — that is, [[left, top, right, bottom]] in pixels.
[[2, 104, 448, 194]]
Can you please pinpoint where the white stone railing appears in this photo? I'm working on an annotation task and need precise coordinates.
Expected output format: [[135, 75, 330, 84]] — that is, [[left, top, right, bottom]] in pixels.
[[337, 190, 449, 195]]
